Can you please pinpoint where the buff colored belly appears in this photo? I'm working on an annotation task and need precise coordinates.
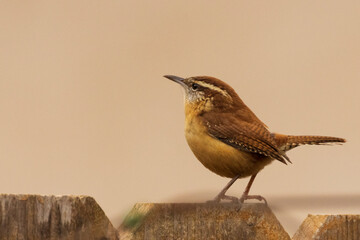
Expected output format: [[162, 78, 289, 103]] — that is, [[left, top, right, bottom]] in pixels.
[[185, 117, 272, 178]]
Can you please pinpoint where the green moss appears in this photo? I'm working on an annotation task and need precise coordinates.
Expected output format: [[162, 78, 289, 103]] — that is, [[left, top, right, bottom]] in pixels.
[[122, 212, 146, 230]]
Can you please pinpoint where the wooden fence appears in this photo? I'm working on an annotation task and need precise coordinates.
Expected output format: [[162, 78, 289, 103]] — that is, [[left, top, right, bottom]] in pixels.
[[0, 194, 358, 240]]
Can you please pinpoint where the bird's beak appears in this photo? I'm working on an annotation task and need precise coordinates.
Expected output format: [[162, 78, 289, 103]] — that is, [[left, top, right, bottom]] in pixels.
[[164, 75, 186, 87]]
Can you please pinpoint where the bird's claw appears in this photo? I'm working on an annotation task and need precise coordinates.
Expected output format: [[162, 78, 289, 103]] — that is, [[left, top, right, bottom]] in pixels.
[[239, 194, 268, 205]]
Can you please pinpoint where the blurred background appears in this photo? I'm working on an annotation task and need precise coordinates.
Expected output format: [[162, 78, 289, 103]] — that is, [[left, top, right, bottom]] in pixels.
[[0, 0, 359, 236]]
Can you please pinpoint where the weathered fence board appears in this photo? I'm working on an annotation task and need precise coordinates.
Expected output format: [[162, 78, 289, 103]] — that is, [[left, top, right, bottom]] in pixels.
[[118, 202, 290, 240], [293, 214, 360, 240], [0, 194, 118, 240]]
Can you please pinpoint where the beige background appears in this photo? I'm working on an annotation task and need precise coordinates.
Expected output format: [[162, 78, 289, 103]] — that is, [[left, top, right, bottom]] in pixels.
[[0, 0, 359, 236]]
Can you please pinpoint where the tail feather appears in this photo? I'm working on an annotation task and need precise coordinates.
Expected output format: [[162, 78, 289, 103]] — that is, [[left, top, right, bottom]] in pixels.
[[272, 133, 346, 152]]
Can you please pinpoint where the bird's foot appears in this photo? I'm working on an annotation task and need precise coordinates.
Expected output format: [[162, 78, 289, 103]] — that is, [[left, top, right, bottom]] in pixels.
[[207, 194, 239, 204], [239, 194, 268, 205]]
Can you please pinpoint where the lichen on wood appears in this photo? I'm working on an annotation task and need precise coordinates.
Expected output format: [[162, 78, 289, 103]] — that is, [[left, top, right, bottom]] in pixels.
[[293, 214, 360, 240], [119, 202, 290, 240]]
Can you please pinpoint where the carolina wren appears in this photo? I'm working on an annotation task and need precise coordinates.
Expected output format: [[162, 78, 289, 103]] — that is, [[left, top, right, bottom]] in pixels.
[[164, 75, 346, 203]]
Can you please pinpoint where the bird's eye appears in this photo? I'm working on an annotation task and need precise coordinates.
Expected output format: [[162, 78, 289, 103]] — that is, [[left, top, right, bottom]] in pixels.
[[191, 83, 200, 91]]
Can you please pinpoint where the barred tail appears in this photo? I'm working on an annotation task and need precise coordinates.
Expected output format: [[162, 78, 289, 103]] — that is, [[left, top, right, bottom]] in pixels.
[[272, 133, 346, 152]]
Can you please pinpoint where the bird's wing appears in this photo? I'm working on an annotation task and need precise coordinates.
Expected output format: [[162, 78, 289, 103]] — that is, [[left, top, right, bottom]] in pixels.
[[201, 113, 291, 164]]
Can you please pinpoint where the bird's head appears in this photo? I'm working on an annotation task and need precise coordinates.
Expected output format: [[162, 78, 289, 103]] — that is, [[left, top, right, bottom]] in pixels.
[[164, 75, 242, 112]]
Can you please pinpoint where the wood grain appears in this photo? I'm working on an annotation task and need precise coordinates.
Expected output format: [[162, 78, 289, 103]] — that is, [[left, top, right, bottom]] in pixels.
[[293, 214, 360, 240], [0, 194, 118, 240], [119, 202, 290, 240]]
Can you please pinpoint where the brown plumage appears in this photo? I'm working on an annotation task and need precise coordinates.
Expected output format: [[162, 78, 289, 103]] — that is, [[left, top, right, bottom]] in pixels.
[[165, 75, 346, 203], [202, 113, 291, 165], [273, 134, 345, 152]]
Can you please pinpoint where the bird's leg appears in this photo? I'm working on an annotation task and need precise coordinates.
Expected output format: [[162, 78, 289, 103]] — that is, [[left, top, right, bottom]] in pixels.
[[208, 175, 240, 203], [239, 173, 267, 204]]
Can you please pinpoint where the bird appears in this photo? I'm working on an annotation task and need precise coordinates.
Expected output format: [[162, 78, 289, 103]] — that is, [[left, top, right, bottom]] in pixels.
[[164, 75, 346, 204]]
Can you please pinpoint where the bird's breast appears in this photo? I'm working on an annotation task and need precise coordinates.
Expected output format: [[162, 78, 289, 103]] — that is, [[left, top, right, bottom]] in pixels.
[[184, 113, 271, 178]]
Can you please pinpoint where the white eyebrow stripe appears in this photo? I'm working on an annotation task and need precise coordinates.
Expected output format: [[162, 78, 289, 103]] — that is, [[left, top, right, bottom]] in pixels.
[[193, 80, 231, 98]]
